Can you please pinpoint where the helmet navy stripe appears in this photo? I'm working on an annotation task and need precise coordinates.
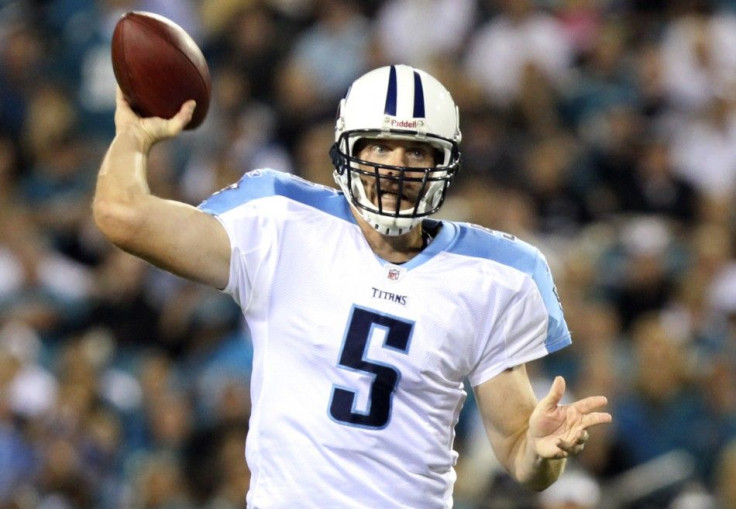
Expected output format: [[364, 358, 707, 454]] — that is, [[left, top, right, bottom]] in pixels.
[[384, 65, 398, 115], [413, 71, 425, 118]]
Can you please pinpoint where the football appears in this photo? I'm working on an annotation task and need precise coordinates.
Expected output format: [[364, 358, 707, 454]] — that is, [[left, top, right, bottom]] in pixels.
[[111, 11, 211, 129]]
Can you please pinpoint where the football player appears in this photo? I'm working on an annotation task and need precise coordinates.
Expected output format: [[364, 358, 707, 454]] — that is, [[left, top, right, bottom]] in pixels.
[[94, 64, 611, 508]]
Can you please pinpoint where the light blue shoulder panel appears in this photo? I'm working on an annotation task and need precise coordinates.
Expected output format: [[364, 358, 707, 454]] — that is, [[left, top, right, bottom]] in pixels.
[[198, 169, 354, 224], [447, 223, 571, 352]]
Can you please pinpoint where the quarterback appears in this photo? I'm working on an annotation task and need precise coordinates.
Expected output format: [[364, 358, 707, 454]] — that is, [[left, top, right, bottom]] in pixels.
[[93, 65, 611, 508]]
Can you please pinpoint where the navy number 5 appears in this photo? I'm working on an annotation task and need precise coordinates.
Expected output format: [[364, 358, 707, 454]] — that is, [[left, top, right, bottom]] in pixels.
[[329, 306, 413, 429]]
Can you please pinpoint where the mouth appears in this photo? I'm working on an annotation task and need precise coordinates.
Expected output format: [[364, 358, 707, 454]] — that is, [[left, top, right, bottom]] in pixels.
[[358, 176, 419, 212], [375, 191, 419, 215], [381, 189, 408, 199]]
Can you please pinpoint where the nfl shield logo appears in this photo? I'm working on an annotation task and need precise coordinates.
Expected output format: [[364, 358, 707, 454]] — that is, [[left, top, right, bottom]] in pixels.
[[387, 268, 401, 281]]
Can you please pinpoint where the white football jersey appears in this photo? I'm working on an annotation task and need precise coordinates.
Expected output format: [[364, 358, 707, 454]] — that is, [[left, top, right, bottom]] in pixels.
[[199, 169, 571, 509]]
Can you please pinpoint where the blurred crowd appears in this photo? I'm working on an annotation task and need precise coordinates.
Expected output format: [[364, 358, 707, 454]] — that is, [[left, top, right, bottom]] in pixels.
[[2, 0, 736, 507]]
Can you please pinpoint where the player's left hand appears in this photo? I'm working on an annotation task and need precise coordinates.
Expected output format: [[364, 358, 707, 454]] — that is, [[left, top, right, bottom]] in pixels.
[[527, 376, 612, 459]]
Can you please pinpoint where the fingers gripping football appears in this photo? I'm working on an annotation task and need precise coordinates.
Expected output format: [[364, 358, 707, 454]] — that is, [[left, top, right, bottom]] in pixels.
[[115, 87, 196, 147]]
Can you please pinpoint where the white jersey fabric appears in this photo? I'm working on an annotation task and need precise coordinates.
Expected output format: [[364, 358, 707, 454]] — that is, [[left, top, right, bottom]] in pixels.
[[199, 169, 571, 509]]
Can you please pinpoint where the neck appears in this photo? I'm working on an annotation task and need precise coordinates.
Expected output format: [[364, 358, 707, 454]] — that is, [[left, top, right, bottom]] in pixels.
[[353, 211, 425, 264]]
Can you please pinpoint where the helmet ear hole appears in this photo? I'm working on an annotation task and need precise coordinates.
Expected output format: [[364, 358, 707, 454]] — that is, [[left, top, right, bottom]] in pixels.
[[329, 143, 342, 172]]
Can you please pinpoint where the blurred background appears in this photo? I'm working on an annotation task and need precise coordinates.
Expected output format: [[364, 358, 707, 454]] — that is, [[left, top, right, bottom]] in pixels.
[[1, 0, 736, 507]]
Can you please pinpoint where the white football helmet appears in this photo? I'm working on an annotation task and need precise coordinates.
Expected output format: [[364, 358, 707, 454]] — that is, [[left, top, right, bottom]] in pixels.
[[331, 65, 462, 236]]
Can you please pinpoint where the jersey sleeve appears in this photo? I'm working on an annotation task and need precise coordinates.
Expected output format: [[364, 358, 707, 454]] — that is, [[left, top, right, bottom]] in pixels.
[[197, 169, 348, 311], [197, 170, 287, 310], [468, 246, 571, 387]]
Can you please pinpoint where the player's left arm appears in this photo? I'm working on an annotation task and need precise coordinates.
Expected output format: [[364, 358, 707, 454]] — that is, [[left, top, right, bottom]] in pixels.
[[473, 364, 611, 491]]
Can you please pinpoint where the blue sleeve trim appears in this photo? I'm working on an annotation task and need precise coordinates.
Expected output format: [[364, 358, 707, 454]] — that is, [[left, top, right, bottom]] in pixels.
[[447, 224, 571, 349], [446, 224, 539, 270], [197, 169, 355, 224]]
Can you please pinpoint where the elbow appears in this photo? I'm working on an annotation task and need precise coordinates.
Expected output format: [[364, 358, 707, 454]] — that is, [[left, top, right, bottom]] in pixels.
[[92, 195, 142, 249]]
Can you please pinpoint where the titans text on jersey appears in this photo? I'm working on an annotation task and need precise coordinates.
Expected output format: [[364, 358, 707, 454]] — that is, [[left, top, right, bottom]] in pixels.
[[371, 287, 408, 305]]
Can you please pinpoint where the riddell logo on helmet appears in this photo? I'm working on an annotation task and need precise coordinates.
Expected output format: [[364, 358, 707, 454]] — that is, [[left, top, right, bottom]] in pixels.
[[388, 118, 423, 129]]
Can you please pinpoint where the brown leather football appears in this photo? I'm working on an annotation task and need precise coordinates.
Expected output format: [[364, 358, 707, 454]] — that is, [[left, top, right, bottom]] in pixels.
[[111, 11, 210, 129]]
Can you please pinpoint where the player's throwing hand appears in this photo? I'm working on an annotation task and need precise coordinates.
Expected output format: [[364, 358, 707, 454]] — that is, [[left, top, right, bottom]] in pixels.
[[114, 87, 196, 150]]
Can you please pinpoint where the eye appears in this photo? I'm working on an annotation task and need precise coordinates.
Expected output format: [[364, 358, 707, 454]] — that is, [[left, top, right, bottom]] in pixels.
[[361, 142, 388, 157], [407, 146, 433, 163]]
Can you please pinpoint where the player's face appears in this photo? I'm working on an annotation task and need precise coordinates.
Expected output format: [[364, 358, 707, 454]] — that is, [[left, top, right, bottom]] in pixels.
[[355, 139, 437, 212]]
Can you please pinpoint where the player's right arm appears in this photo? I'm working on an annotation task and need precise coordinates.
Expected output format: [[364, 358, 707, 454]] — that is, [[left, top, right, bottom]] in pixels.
[[93, 88, 231, 289]]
